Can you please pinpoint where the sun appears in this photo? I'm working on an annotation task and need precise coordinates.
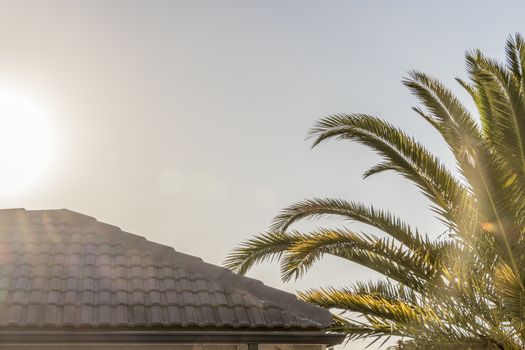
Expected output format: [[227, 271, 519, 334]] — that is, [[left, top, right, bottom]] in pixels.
[[0, 89, 55, 195]]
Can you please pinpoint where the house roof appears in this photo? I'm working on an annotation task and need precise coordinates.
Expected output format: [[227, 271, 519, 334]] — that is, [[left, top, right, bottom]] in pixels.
[[0, 208, 341, 344]]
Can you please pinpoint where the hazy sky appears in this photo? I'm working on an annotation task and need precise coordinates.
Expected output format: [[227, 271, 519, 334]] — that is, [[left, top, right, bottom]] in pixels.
[[1, 1, 524, 348]]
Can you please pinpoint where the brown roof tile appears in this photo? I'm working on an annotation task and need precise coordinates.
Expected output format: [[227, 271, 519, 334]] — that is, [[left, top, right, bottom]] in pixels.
[[0, 209, 333, 330]]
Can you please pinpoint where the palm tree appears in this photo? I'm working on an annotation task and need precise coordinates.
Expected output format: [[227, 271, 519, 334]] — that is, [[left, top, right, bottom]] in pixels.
[[224, 34, 525, 349]]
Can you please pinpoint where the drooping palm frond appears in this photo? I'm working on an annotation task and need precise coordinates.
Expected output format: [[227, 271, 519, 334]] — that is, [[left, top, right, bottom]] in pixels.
[[225, 34, 525, 349], [271, 198, 426, 247], [298, 288, 444, 334], [225, 228, 437, 286], [309, 114, 465, 222], [223, 230, 302, 275]]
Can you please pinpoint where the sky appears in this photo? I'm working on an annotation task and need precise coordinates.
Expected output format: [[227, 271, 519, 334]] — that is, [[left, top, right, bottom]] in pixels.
[[0, 1, 524, 348]]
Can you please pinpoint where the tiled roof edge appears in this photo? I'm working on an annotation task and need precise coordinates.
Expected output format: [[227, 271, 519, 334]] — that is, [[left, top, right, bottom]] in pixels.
[[105, 221, 333, 327], [9, 209, 333, 329], [159, 251, 333, 328]]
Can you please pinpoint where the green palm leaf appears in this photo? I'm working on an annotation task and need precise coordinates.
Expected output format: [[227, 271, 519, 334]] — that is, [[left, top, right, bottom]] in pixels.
[[225, 34, 525, 349]]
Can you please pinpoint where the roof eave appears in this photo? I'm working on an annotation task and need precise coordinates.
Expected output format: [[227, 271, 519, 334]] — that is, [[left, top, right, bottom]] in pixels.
[[0, 330, 345, 346]]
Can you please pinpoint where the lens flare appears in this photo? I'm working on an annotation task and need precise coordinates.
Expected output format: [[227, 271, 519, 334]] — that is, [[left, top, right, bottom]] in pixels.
[[0, 88, 55, 195], [481, 221, 496, 233]]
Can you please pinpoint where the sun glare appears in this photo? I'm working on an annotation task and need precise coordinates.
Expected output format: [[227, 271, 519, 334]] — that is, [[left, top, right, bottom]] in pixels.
[[0, 89, 55, 195]]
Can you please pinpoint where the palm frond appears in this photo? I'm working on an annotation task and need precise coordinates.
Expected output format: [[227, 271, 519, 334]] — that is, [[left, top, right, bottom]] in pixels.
[[223, 231, 301, 275], [271, 198, 425, 248], [298, 287, 444, 334], [225, 33, 525, 349], [309, 114, 470, 231]]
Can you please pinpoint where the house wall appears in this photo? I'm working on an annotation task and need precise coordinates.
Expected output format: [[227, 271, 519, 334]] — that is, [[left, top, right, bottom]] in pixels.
[[0, 344, 326, 350]]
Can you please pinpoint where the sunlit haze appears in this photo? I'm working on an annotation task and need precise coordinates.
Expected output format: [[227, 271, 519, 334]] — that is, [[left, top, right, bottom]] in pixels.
[[0, 87, 55, 195], [1, 1, 524, 348]]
